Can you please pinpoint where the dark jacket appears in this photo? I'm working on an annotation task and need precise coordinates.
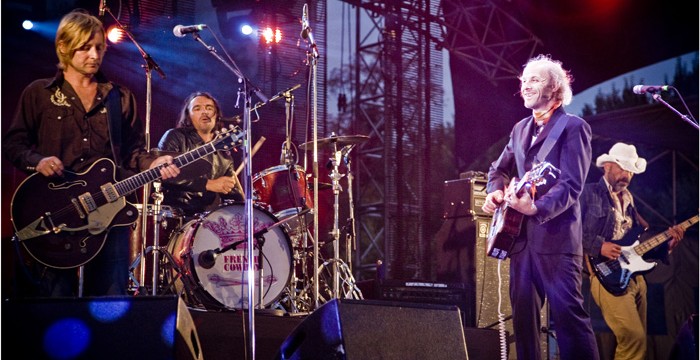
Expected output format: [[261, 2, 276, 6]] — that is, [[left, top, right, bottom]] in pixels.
[[158, 127, 242, 216], [2, 71, 148, 177], [580, 176, 666, 272], [486, 107, 592, 255]]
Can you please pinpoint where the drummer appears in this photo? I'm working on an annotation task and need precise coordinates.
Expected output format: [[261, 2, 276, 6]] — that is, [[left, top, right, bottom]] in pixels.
[[158, 91, 244, 218]]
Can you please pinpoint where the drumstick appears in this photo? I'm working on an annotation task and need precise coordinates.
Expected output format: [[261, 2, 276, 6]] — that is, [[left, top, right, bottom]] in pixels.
[[235, 136, 266, 176]]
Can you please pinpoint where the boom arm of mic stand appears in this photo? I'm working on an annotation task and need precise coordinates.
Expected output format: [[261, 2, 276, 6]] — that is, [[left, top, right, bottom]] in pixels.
[[651, 93, 699, 129], [189, 33, 267, 104], [103, 8, 166, 79]]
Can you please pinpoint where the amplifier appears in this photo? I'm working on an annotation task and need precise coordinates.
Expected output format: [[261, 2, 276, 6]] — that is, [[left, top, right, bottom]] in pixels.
[[378, 280, 469, 324], [443, 173, 488, 218]]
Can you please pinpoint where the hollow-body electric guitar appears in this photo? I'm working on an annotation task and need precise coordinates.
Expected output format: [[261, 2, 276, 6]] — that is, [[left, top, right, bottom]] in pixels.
[[486, 162, 560, 259], [588, 215, 698, 295], [11, 126, 244, 269]]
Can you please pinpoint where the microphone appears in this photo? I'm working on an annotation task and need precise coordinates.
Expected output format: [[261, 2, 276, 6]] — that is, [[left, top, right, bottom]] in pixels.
[[99, 0, 106, 17], [198, 238, 247, 269], [633, 85, 671, 94], [300, 3, 310, 39], [198, 249, 218, 270], [300, 3, 318, 57], [173, 24, 207, 38]]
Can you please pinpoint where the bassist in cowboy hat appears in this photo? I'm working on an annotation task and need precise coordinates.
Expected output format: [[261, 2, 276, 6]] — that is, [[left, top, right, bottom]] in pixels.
[[581, 142, 685, 359]]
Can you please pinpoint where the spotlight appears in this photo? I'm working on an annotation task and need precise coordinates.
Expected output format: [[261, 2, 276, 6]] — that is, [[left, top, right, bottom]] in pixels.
[[261, 27, 282, 44], [241, 24, 253, 36], [106, 26, 125, 44], [22, 20, 34, 30]]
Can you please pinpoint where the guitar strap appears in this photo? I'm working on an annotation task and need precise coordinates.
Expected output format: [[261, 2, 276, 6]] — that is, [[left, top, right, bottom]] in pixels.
[[534, 112, 569, 164], [106, 84, 123, 166]]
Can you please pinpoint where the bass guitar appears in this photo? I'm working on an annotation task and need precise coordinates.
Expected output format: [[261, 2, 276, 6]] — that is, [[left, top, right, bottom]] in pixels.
[[11, 126, 245, 269], [486, 161, 560, 259], [588, 214, 698, 295]]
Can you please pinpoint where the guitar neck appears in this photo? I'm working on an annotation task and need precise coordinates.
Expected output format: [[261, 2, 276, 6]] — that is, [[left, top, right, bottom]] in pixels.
[[634, 215, 699, 256], [113, 142, 216, 197]]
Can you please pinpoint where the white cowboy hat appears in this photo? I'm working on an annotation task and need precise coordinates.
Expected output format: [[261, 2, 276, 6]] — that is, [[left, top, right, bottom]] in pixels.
[[596, 142, 647, 174]]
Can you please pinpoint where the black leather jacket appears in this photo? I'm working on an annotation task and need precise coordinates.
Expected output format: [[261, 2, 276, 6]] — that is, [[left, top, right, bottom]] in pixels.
[[158, 127, 243, 216]]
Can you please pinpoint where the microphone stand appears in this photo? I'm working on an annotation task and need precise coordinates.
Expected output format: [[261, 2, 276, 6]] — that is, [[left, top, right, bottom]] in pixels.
[[651, 92, 698, 130], [301, 2, 322, 311], [186, 31, 265, 360], [102, 5, 166, 296]]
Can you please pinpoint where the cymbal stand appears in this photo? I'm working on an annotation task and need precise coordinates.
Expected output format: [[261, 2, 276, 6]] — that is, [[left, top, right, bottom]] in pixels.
[[328, 144, 345, 298], [343, 150, 356, 272]]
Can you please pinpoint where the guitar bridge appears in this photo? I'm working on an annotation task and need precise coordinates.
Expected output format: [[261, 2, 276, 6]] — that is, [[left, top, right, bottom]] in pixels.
[[71, 198, 86, 219]]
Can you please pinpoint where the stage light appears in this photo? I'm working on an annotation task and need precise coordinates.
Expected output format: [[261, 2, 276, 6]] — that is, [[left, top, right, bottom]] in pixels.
[[241, 24, 254, 36], [261, 27, 282, 44], [22, 20, 34, 30], [106, 26, 125, 44]]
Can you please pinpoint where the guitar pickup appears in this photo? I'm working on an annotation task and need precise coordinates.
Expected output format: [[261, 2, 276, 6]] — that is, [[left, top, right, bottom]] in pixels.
[[596, 262, 612, 276], [100, 183, 119, 202], [78, 192, 97, 212]]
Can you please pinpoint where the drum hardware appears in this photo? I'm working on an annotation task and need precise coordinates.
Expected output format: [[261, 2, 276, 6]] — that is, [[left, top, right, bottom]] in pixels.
[[326, 137, 362, 299], [316, 258, 364, 303], [128, 194, 186, 296], [138, 181, 169, 296], [299, 132, 369, 303]]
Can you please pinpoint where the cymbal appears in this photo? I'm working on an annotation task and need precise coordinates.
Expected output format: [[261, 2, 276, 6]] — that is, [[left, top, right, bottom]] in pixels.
[[299, 134, 369, 150]]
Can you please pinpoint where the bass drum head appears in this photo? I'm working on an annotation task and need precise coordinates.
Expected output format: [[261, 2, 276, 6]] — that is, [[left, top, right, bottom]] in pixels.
[[171, 203, 293, 310]]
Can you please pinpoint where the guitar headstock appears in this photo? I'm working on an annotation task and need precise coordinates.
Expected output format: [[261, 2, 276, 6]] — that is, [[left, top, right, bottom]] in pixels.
[[211, 125, 245, 151]]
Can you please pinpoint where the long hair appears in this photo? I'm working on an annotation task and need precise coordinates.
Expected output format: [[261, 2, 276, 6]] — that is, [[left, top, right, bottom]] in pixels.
[[523, 54, 574, 106], [55, 9, 105, 70], [176, 91, 224, 130]]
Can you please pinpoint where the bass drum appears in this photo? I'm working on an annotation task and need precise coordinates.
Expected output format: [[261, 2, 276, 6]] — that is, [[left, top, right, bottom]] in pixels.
[[167, 203, 293, 310]]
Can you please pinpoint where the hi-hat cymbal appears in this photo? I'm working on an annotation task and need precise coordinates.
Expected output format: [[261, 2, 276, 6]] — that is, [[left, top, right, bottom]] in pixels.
[[299, 134, 369, 150]]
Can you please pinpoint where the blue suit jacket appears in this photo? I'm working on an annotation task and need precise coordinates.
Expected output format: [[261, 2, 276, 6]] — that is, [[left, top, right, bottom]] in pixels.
[[486, 107, 592, 255]]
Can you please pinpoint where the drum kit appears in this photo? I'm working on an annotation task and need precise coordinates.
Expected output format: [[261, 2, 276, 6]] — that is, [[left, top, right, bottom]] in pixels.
[[129, 133, 369, 314]]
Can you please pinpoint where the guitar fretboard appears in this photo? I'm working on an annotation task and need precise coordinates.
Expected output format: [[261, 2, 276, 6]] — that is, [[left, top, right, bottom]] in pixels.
[[634, 215, 699, 256]]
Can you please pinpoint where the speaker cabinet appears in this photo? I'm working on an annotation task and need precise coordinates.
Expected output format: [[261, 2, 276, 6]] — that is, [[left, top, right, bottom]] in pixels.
[[276, 299, 469, 360], [1, 295, 200, 360]]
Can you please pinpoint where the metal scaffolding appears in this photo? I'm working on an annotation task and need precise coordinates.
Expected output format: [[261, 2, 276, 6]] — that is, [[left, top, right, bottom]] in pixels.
[[344, 0, 541, 281]]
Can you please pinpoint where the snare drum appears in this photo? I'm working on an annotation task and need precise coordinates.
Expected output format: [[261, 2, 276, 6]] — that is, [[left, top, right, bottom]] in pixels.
[[167, 203, 293, 310]]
